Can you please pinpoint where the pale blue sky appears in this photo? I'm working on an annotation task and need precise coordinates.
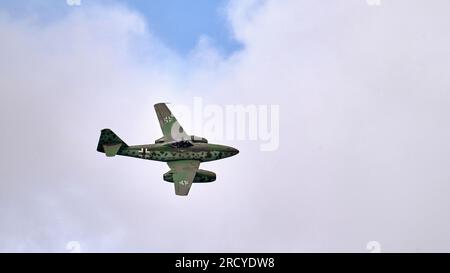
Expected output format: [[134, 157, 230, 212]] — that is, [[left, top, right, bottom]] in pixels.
[[125, 0, 240, 55], [0, 0, 241, 55]]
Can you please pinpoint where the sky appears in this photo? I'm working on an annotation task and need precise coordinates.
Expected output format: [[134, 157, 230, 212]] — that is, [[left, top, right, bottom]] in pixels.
[[0, 0, 240, 55], [1, 0, 450, 252]]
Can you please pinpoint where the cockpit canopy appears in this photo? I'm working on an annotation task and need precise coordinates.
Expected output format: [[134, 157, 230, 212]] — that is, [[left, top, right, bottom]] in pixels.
[[170, 140, 193, 148], [189, 135, 208, 143], [154, 135, 208, 144]]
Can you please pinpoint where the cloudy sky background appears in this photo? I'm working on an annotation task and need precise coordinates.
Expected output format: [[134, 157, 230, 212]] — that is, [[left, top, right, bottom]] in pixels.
[[1, 0, 450, 252]]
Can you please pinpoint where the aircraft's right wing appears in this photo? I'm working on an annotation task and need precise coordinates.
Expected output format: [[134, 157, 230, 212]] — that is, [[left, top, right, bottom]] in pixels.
[[167, 160, 200, 196], [154, 103, 189, 142]]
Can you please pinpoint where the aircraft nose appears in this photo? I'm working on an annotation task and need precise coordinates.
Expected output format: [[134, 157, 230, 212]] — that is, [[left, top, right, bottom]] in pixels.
[[229, 147, 239, 156]]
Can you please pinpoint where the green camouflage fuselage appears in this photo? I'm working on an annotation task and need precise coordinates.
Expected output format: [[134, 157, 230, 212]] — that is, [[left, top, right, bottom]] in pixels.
[[115, 143, 238, 162]]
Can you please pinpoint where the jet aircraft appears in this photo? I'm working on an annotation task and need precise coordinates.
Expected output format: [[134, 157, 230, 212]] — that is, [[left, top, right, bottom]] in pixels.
[[97, 103, 239, 196]]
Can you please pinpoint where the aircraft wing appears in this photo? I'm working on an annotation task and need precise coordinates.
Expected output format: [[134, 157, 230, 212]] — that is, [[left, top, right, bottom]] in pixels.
[[167, 160, 200, 196], [154, 103, 189, 142]]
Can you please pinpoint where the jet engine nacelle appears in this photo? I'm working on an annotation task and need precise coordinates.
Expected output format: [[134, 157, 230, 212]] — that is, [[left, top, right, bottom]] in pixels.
[[164, 169, 216, 183]]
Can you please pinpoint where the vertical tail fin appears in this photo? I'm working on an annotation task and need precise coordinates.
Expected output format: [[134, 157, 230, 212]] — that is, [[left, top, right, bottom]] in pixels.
[[97, 129, 128, 157]]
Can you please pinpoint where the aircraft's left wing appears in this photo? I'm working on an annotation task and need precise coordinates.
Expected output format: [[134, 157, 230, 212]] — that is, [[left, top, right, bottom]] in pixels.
[[167, 160, 200, 196], [154, 103, 189, 142]]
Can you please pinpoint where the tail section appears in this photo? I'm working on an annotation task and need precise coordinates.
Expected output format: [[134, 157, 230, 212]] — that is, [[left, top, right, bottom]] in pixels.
[[97, 129, 128, 157]]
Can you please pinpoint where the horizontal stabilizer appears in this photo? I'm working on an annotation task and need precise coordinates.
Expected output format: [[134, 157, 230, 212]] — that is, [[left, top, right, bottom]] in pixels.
[[103, 144, 122, 157]]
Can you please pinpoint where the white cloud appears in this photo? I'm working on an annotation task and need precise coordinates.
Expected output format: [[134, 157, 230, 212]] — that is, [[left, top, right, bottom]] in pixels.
[[1, 0, 450, 252]]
